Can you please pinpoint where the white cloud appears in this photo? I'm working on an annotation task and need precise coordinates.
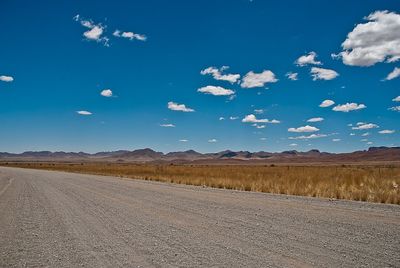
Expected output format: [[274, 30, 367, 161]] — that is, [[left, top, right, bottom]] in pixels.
[[332, 139, 341, 142], [379, 129, 395, 134], [200, 66, 240, 83], [311, 67, 339, 81], [350, 133, 356, 136], [289, 143, 298, 147], [167, 101, 194, 112], [160, 124, 175, 127], [289, 134, 327, 140], [179, 139, 188, 142], [73, 14, 109, 46], [113, 30, 147, 41], [393, 96, 400, 102], [219, 117, 225, 121], [352, 122, 379, 130], [295, 52, 322, 66], [230, 116, 239, 120], [260, 137, 267, 141], [286, 72, 298, 80], [367, 142, 373, 145], [240, 70, 278, 88], [333, 11, 400, 66], [361, 139, 368, 142], [100, 89, 113, 97], [389, 106, 400, 112], [307, 117, 324, 122], [208, 139, 217, 143], [0, 75, 14, 82], [252, 124, 266, 129], [333, 103, 366, 112], [242, 114, 280, 124], [197, 85, 235, 96], [361, 132, 370, 136], [319, 99, 335, 108], [254, 109, 264, 114], [384, 67, 400, 81], [288, 125, 319, 133], [76, 110, 92, 115]]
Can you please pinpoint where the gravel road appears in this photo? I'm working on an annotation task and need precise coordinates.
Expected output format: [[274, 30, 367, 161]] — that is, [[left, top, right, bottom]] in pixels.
[[0, 167, 399, 267]]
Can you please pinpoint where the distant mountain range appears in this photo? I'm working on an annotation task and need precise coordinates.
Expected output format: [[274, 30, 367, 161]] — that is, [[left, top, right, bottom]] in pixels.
[[0, 147, 399, 164]]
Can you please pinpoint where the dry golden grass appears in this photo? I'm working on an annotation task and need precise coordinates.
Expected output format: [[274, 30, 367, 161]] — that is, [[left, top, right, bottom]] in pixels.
[[3, 162, 400, 204]]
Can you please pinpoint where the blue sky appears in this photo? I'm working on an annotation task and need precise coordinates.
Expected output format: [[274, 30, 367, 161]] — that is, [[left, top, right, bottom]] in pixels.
[[1, 0, 399, 153]]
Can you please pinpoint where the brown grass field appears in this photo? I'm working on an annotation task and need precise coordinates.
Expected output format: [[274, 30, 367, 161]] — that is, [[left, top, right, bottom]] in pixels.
[[2, 162, 399, 204]]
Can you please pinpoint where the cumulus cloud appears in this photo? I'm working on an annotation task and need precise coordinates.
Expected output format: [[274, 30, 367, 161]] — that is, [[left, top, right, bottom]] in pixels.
[[311, 67, 339, 80], [0, 75, 14, 82], [289, 134, 327, 140], [307, 117, 324, 122], [286, 72, 298, 81], [352, 122, 379, 130], [200, 66, 240, 83], [240, 70, 278, 88], [319, 99, 335, 108], [393, 96, 400, 102], [76, 110, 92, 115], [167, 101, 194, 112], [197, 85, 235, 96], [384, 67, 400, 81], [295, 52, 322, 66], [73, 14, 109, 46], [288, 125, 319, 133], [208, 139, 217, 143], [242, 114, 280, 124], [160, 124, 175, 127], [113, 30, 147, 41], [389, 106, 400, 112], [100, 89, 113, 97], [333, 10, 400, 66], [332, 103, 366, 112], [379, 129, 395, 134]]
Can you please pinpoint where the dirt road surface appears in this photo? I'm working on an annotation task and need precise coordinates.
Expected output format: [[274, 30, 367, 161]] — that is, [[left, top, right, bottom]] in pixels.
[[0, 167, 399, 267]]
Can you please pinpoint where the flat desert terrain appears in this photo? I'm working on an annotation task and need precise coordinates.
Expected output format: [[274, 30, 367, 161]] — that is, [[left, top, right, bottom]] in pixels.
[[0, 167, 399, 267]]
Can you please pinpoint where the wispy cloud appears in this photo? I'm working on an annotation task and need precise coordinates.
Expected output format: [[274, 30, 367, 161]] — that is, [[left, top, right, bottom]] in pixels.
[[200, 66, 240, 83], [76, 110, 92, 115], [289, 133, 327, 140], [208, 139, 217, 143], [286, 72, 298, 80], [379, 129, 395, 134], [113, 30, 147, 41], [307, 117, 324, 122], [160, 123, 175, 127], [384, 67, 400, 81]]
